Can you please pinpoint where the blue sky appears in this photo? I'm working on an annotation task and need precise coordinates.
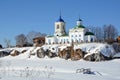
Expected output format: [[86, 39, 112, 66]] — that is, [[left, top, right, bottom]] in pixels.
[[0, 0, 120, 47]]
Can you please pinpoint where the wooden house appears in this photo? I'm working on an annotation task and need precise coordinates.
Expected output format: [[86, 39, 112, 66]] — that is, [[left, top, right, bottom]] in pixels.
[[33, 37, 45, 47]]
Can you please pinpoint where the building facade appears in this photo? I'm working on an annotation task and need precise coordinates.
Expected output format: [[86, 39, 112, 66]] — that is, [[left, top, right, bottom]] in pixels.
[[45, 16, 96, 44]]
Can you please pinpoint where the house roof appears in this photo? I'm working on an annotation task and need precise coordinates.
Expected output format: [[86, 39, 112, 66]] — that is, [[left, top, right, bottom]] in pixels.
[[33, 37, 45, 40], [85, 32, 94, 35]]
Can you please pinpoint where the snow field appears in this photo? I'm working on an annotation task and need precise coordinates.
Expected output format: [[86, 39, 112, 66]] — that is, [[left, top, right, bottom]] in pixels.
[[0, 43, 120, 80]]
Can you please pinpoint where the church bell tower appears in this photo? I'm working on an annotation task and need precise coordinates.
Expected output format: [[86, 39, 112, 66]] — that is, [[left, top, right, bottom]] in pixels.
[[54, 15, 66, 36]]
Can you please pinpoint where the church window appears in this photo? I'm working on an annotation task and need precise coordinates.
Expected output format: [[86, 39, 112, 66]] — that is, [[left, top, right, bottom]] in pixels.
[[71, 39, 73, 42], [71, 35, 73, 37], [64, 39, 65, 42], [57, 25, 59, 29], [79, 39, 81, 42], [75, 30, 77, 32], [91, 38, 93, 42], [79, 35, 81, 37], [61, 39, 62, 42], [66, 39, 68, 42], [48, 39, 51, 43]]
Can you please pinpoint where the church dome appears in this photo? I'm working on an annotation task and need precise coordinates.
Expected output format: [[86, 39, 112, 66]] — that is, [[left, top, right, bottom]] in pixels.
[[74, 18, 84, 28], [56, 16, 64, 22], [78, 18, 82, 21]]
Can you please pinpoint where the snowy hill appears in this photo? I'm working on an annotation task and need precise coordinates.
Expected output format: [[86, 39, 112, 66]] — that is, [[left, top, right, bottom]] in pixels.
[[0, 43, 120, 80], [74, 43, 116, 57]]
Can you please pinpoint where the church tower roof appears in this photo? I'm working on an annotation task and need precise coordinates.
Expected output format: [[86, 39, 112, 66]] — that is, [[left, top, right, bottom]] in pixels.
[[56, 12, 64, 22], [56, 15, 64, 22]]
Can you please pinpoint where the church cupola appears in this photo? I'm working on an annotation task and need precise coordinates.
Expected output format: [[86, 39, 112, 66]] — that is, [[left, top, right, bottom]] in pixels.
[[54, 14, 66, 36], [74, 18, 85, 29], [77, 18, 82, 26]]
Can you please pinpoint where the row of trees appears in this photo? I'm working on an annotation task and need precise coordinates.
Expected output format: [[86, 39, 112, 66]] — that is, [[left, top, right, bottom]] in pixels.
[[15, 31, 46, 47], [88, 24, 118, 42]]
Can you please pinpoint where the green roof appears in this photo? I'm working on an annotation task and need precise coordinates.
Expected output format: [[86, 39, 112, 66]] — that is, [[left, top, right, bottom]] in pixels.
[[85, 32, 94, 35], [60, 34, 69, 37], [47, 35, 54, 37], [74, 24, 85, 29]]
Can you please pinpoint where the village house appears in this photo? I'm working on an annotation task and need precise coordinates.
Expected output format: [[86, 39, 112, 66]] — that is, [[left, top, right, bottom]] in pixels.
[[33, 37, 45, 47]]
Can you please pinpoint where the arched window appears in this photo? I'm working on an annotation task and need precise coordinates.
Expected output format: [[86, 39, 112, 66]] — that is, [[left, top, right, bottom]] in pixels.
[[91, 38, 93, 42], [75, 30, 77, 32], [71, 35, 73, 37], [57, 25, 59, 29], [79, 35, 81, 37], [48, 39, 51, 44]]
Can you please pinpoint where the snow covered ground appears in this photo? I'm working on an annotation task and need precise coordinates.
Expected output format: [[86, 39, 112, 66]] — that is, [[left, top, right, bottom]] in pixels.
[[0, 43, 120, 80]]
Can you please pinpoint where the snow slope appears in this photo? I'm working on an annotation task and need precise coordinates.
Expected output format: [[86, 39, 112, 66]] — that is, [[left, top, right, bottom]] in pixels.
[[0, 43, 120, 80], [74, 43, 116, 58]]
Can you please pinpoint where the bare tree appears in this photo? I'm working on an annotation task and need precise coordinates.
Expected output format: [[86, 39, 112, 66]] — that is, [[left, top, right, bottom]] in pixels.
[[103, 24, 118, 41], [94, 27, 104, 42], [103, 25, 107, 41], [26, 31, 46, 44], [87, 24, 118, 42], [4, 39, 11, 48], [15, 34, 27, 47], [87, 26, 103, 42]]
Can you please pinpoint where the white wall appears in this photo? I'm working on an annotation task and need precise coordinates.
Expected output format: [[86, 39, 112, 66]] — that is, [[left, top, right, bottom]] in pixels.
[[45, 37, 57, 44], [45, 36, 69, 44], [85, 35, 95, 42], [69, 28, 85, 43], [58, 36, 69, 44]]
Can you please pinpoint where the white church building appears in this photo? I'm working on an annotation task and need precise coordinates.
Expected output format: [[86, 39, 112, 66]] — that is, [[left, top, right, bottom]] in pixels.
[[45, 15, 96, 44]]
